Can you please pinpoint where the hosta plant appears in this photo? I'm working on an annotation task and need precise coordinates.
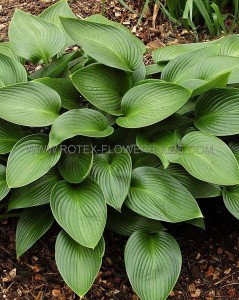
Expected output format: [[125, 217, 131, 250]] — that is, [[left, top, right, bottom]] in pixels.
[[2, 1, 239, 299]]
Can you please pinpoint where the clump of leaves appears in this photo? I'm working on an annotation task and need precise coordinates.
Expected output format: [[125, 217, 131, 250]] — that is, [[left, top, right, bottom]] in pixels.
[[1, 1, 239, 299]]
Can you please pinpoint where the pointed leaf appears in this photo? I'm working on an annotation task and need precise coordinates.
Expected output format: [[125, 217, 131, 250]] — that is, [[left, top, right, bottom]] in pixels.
[[16, 206, 54, 258], [8, 168, 60, 211], [55, 230, 104, 297], [48, 109, 114, 148], [0, 119, 23, 154], [0, 81, 61, 127], [0, 165, 10, 201], [9, 9, 65, 63], [59, 138, 93, 184], [195, 88, 239, 136], [126, 167, 202, 222], [90, 147, 132, 211], [116, 82, 191, 128], [7, 134, 61, 188], [223, 186, 239, 219], [168, 131, 239, 185], [60, 18, 145, 71], [71, 63, 130, 116], [51, 179, 107, 248], [125, 230, 182, 300]]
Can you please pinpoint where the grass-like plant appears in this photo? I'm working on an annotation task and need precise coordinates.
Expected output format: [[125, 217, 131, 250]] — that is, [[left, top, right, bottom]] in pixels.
[[1, 0, 239, 299]]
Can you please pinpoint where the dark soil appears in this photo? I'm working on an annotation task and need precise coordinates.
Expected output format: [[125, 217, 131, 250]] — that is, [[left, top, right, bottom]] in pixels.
[[1, 1, 239, 299]]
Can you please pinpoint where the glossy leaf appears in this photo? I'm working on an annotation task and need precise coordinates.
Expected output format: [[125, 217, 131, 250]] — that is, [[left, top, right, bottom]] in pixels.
[[0, 165, 10, 201], [51, 180, 107, 248], [55, 230, 104, 297], [126, 167, 202, 222], [16, 206, 54, 258], [117, 81, 191, 128], [0, 119, 22, 154], [7, 134, 61, 188], [48, 109, 114, 148], [90, 147, 132, 211], [125, 230, 182, 300], [9, 9, 65, 63], [0, 81, 61, 127], [71, 63, 130, 115]]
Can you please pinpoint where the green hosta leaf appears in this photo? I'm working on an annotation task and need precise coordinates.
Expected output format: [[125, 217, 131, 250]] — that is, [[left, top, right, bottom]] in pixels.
[[161, 46, 219, 83], [137, 130, 181, 169], [125, 230, 182, 300], [229, 142, 239, 163], [223, 186, 239, 219], [131, 61, 146, 85], [131, 152, 161, 169], [126, 167, 202, 222], [145, 63, 166, 75], [0, 119, 23, 154], [55, 230, 104, 298], [8, 168, 60, 211], [48, 109, 114, 148], [51, 180, 107, 248], [166, 164, 221, 198], [71, 63, 130, 116], [0, 165, 10, 201], [36, 77, 81, 110], [0, 54, 27, 87], [59, 138, 93, 184], [7, 134, 61, 188], [9, 9, 65, 64], [0, 42, 20, 61], [116, 82, 191, 128], [0, 81, 61, 127], [60, 18, 145, 71], [16, 206, 54, 258], [90, 147, 132, 211], [187, 218, 205, 230], [107, 207, 164, 236], [218, 35, 239, 56], [168, 131, 239, 185], [195, 88, 239, 136]]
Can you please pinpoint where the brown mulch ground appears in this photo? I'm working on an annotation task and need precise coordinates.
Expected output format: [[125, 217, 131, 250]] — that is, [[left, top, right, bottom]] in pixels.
[[1, 1, 239, 299]]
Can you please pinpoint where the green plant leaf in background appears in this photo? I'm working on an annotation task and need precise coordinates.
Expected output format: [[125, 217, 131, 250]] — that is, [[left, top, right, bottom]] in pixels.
[[0, 165, 10, 201], [48, 109, 114, 148], [58, 138, 93, 184], [90, 147, 132, 211], [125, 230, 182, 300], [0, 119, 22, 154], [0, 41, 21, 61], [165, 164, 222, 198], [8, 168, 60, 211], [55, 230, 104, 297], [126, 167, 202, 222], [71, 63, 130, 116], [60, 18, 145, 71], [9, 9, 65, 64], [131, 152, 161, 169], [0, 54, 27, 87], [51, 179, 107, 248], [107, 207, 164, 236], [0, 81, 61, 127], [223, 186, 239, 219], [16, 206, 54, 258], [7, 134, 61, 188], [195, 88, 239, 136], [168, 131, 239, 185], [116, 81, 192, 128]]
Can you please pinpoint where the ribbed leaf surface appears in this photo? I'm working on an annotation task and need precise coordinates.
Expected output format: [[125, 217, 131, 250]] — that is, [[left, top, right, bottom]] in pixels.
[[90, 147, 132, 211], [7, 134, 61, 188], [51, 180, 107, 248], [125, 230, 182, 300], [16, 206, 54, 258], [0, 119, 22, 154], [55, 231, 104, 297], [71, 63, 130, 115], [0, 165, 10, 201], [9, 9, 65, 63], [195, 88, 239, 136], [0, 81, 61, 127], [223, 186, 239, 219], [60, 18, 145, 71], [116, 82, 191, 128], [126, 167, 202, 222], [48, 109, 114, 148]]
